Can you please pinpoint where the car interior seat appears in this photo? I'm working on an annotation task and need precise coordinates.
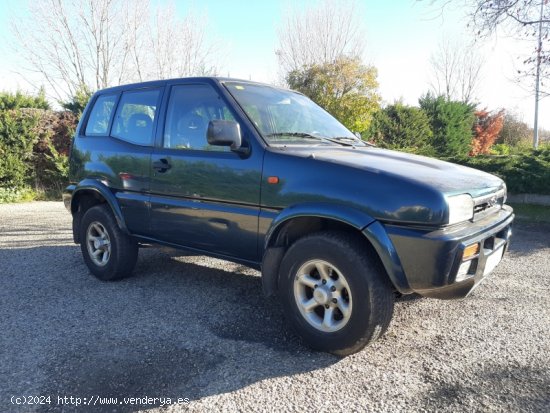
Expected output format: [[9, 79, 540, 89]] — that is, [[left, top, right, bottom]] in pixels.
[[126, 113, 153, 144], [174, 111, 207, 149]]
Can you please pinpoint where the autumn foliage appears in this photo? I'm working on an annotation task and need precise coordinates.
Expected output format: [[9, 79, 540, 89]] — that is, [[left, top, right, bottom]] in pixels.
[[470, 109, 505, 156]]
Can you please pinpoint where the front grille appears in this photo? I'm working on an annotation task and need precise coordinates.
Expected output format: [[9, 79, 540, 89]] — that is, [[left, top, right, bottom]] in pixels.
[[473, 189, 506, 221]]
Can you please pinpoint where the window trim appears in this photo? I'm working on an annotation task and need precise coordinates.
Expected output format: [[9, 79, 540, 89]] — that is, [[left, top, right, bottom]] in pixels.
[[83, 93, 120, 137], [109, 87, 164, 147]]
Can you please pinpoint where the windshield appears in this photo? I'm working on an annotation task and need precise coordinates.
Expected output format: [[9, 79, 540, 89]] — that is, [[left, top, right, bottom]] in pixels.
[[223, 81, 362, 146]]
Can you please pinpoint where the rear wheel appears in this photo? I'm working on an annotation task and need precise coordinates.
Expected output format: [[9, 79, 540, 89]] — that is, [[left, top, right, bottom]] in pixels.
[[278, 231, 394, 356], [80, 205, 138, 281]]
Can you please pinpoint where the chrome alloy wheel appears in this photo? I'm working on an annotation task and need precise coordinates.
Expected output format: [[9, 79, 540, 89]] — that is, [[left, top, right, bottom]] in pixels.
[[86, 221, 111, 267], [293, 259, 353, 332]]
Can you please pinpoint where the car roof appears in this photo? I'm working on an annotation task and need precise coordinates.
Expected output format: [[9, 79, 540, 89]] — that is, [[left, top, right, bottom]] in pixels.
[[97, 76, 287, 94]]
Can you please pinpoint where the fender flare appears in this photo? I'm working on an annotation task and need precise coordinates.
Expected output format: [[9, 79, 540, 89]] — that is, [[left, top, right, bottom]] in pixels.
[[362, 221, 412, 294], [261, 202, 412, 296], [70, 179, 129, 235], [263, 202, 376, 250], [261, 203, 376, 296]]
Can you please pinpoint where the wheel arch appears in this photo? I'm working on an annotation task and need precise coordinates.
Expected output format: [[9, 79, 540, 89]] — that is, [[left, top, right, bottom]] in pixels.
[[261, 203, 410, 297], [70, 179, 129, 243], [263, 203, 375, 251]]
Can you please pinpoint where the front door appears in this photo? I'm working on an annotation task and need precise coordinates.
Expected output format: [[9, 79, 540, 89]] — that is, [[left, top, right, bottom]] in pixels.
[[149, 83, 263, 262]]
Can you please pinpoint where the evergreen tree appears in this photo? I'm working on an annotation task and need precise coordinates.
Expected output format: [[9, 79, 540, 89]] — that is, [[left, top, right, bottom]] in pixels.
[[419, 93, 475, 157]]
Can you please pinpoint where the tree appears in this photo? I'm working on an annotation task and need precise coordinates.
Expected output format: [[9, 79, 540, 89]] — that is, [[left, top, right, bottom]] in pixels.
[[450, 0, 550, 147], [370, 103, 434, 154], [470, 1, 549, 76], [419, 93, 476, 157], [60, 85, 93, 116], [137, 2, 217, 81], [497, 110, 532, 146], [470, 109, 505, 155], [429, 39, 484, 103], [287, 57, 380, 133], [12, 0, 218, 101], [276, 0, 365, 75]]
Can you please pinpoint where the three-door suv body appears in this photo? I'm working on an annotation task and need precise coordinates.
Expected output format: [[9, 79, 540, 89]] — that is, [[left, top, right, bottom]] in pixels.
[[64, 77, 514, 355]]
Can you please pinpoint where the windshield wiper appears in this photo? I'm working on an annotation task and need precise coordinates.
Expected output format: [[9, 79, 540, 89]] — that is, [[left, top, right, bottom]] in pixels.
[[265, 132, 355, 147], [331, 136, 373, 147]]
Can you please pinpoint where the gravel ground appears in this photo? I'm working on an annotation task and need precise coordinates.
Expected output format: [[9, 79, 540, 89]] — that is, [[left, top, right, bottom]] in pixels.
[[0, 201, 548, 413]]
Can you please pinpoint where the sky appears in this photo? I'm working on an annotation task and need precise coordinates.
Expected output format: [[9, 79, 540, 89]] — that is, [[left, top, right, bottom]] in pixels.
[[0, 0, 547, 129]]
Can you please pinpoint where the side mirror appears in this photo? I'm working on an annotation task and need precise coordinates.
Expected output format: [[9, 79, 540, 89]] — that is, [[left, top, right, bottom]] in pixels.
[[354, 131, 362, 140], [207, 120, 242, 150]]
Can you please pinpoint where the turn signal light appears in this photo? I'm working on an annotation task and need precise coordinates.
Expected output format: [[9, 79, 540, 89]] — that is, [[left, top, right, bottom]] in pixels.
[[463, 243, 480, 260]]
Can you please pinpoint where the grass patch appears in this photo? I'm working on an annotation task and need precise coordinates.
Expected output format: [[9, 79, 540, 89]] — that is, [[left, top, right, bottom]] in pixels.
[[0, 187, 36, 203], [0, 185, 63, 203], [509, 203, 550, 224]]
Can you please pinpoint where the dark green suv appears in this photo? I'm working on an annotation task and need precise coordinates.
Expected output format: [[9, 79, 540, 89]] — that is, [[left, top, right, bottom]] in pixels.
[[64, 77, 514, 355]]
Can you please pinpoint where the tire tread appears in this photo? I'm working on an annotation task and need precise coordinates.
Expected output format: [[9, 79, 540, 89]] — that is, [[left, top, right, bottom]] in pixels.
[[279, 230, 394, 356], [80, 204, 138, 281]]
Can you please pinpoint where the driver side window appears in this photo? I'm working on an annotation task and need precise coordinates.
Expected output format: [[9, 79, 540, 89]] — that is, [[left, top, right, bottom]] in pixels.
[[163, 84, 235, 151]]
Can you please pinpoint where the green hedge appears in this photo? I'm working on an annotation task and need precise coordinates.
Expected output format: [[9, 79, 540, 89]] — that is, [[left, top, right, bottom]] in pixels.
[[0, 107, 76, 202], [0, 109, 40, 189], [370, 103, 434, 155], [446, 147, 550, 195]]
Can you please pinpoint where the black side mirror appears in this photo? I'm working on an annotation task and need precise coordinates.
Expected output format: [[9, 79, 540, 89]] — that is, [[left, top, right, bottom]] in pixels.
[[207, 120, 242, 150]]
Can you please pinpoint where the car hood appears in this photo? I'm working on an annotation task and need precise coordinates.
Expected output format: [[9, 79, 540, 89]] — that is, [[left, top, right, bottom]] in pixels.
[[281, 145, 505, 198]]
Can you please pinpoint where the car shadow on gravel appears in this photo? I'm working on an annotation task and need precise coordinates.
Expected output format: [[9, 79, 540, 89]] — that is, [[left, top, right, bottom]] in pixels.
[[394, 292, 424, 303], [9, 247, 340, 412]]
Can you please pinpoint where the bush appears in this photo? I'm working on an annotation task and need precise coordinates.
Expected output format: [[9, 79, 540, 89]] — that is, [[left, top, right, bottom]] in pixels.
[[491, 143, 511, 155], [447, 147, 550, 195], [0, 109, 41, 189], [0, 89, 50, 110], [370, 103, 434, 155], [419, 93, 475, 157], [32, 109, 76, 192], [0, 91, 77, 202], [60, 85, 93, 116], [0, 187, 35, 203]]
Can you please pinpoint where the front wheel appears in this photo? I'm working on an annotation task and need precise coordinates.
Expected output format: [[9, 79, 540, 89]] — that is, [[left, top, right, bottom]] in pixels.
[[80, 205, 138, 281], [278, 231, 394, 356]]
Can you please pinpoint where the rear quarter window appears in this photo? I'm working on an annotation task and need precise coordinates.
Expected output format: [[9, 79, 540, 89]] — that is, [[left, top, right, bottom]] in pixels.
[[85, 94, 117, 136]]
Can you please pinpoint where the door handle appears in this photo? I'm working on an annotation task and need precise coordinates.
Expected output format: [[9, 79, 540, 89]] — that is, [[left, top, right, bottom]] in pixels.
[[153, 158, 171, 172]]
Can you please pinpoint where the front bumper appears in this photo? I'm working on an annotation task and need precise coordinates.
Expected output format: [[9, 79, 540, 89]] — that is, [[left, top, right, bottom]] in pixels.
[[384, 205, 514, 299]]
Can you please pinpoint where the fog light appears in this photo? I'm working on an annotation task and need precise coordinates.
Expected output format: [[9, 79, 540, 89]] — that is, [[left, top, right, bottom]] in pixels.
[[463, 243, 480, 260], [456, 261, 474, 282]]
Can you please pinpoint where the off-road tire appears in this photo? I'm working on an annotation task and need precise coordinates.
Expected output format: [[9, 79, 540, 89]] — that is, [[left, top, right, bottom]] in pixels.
[[80, 204, 138, 281], [278, 231, 394, 356]]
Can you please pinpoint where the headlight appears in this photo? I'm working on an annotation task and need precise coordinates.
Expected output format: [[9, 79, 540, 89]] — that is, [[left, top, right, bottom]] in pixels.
[[447, 194, 474, 225]]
